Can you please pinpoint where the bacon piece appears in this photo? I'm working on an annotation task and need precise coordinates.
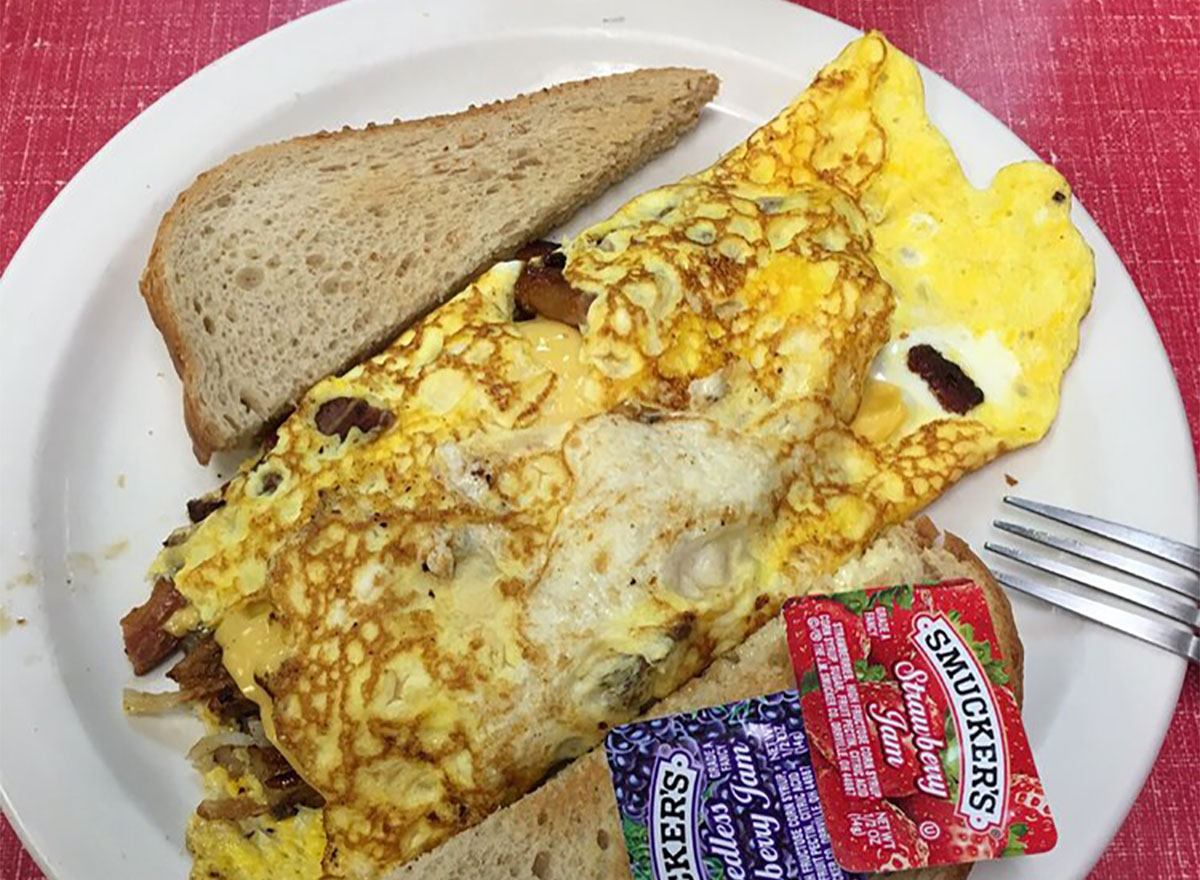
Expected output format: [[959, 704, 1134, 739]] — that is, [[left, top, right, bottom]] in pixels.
[[314, 397, 395, 440], [259, 470, 282, 494], [196, 798, 268, 821], [168, 637, 258, 724], [260, 407, 292, 454], [167, 636, 226, 689], [186, 495, 225, 523], [513, 261, 594, 327], [269, 783, 326, 819], [906, 343, 984, 414], [248, 745, 326, 818], [513, 239, 560, 262], [120, 578, 188, 674]]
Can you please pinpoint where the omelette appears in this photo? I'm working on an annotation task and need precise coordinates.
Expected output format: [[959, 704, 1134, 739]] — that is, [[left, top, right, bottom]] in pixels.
[[120, 33, 1093, 880]]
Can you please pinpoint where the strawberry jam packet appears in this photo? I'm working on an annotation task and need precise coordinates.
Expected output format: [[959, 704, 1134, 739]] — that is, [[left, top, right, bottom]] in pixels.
[[603, 692, 857, 880], [782, 579, 1057, 873]]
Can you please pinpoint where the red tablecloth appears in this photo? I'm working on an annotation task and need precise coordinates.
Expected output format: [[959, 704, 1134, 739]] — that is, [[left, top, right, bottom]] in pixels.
[[1, 1, 1197, 878]]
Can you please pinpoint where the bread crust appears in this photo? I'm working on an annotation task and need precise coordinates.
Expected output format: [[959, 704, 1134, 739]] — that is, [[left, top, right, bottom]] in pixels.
[[139, 68, 719, 464], [394, 520, 1025, 880], [139, 205, 214, 462]]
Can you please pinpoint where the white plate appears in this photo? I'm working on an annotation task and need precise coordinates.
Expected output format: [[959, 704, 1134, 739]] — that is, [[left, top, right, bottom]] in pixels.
[[1, 1, 1196, 878]]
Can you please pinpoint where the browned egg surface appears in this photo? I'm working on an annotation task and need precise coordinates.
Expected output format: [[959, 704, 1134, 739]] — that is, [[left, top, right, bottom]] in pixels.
[[170, 32, 1092, 879]]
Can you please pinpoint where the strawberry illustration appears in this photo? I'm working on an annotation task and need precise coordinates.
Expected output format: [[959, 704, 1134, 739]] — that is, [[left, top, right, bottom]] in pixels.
[[874, 807, 931, 874], [787, 596, 871, 678], [811, 749, 929, 871], [801, 689, 836, 764], [897, 791, 1004, 864], [994, 684, 1037, 777], [1004, 774, 1057, 855]]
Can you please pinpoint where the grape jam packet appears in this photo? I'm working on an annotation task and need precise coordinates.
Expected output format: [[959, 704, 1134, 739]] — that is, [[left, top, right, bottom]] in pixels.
[[783, 579, 1057, 873], [603, 692, 857, 880]]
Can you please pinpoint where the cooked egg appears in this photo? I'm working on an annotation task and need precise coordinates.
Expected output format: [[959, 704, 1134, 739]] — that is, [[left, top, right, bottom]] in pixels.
[[151, 32, 1092, 879], [187, 767, 325, 880]]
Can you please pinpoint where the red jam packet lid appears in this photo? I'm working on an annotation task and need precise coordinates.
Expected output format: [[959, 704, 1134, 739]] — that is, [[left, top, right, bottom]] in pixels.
[[782, 580, 1057, 873]]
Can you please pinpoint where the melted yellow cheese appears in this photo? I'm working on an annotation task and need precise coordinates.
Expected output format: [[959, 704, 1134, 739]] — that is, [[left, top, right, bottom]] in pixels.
[[512, 319, 596, 424], [214, 599, 291, 745], [852, 379, 907, 442]]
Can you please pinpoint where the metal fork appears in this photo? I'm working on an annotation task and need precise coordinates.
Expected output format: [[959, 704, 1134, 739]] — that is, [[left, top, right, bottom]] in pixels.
[[985, 496, 1200, 664]]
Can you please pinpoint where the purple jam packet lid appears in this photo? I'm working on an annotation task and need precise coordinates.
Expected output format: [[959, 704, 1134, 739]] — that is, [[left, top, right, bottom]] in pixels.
[[603, 690, 858, 880]]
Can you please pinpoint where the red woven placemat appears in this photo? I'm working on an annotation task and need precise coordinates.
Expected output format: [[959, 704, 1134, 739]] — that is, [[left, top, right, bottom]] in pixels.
[[1, 1, 1197, 878]]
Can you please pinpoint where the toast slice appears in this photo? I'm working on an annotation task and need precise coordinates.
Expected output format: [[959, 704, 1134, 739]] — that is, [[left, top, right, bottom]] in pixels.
[[142, 68, 719, 462], [394, 518, 1023, 880]]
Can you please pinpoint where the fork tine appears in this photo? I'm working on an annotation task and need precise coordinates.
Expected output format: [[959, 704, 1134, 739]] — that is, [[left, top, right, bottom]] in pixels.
[[992, 570, 1200, 664], [1004, 496, 1200, 573], [994, 520, 1200, 602], [986, 542, 1200, 628]]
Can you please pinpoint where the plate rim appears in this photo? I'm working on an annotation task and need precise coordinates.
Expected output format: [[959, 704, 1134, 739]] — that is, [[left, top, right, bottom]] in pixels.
[[1, 1, 1195, 879]]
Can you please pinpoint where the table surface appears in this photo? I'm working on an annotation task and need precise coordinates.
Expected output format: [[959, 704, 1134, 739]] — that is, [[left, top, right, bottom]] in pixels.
[[1, 1, 1196, 878]]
